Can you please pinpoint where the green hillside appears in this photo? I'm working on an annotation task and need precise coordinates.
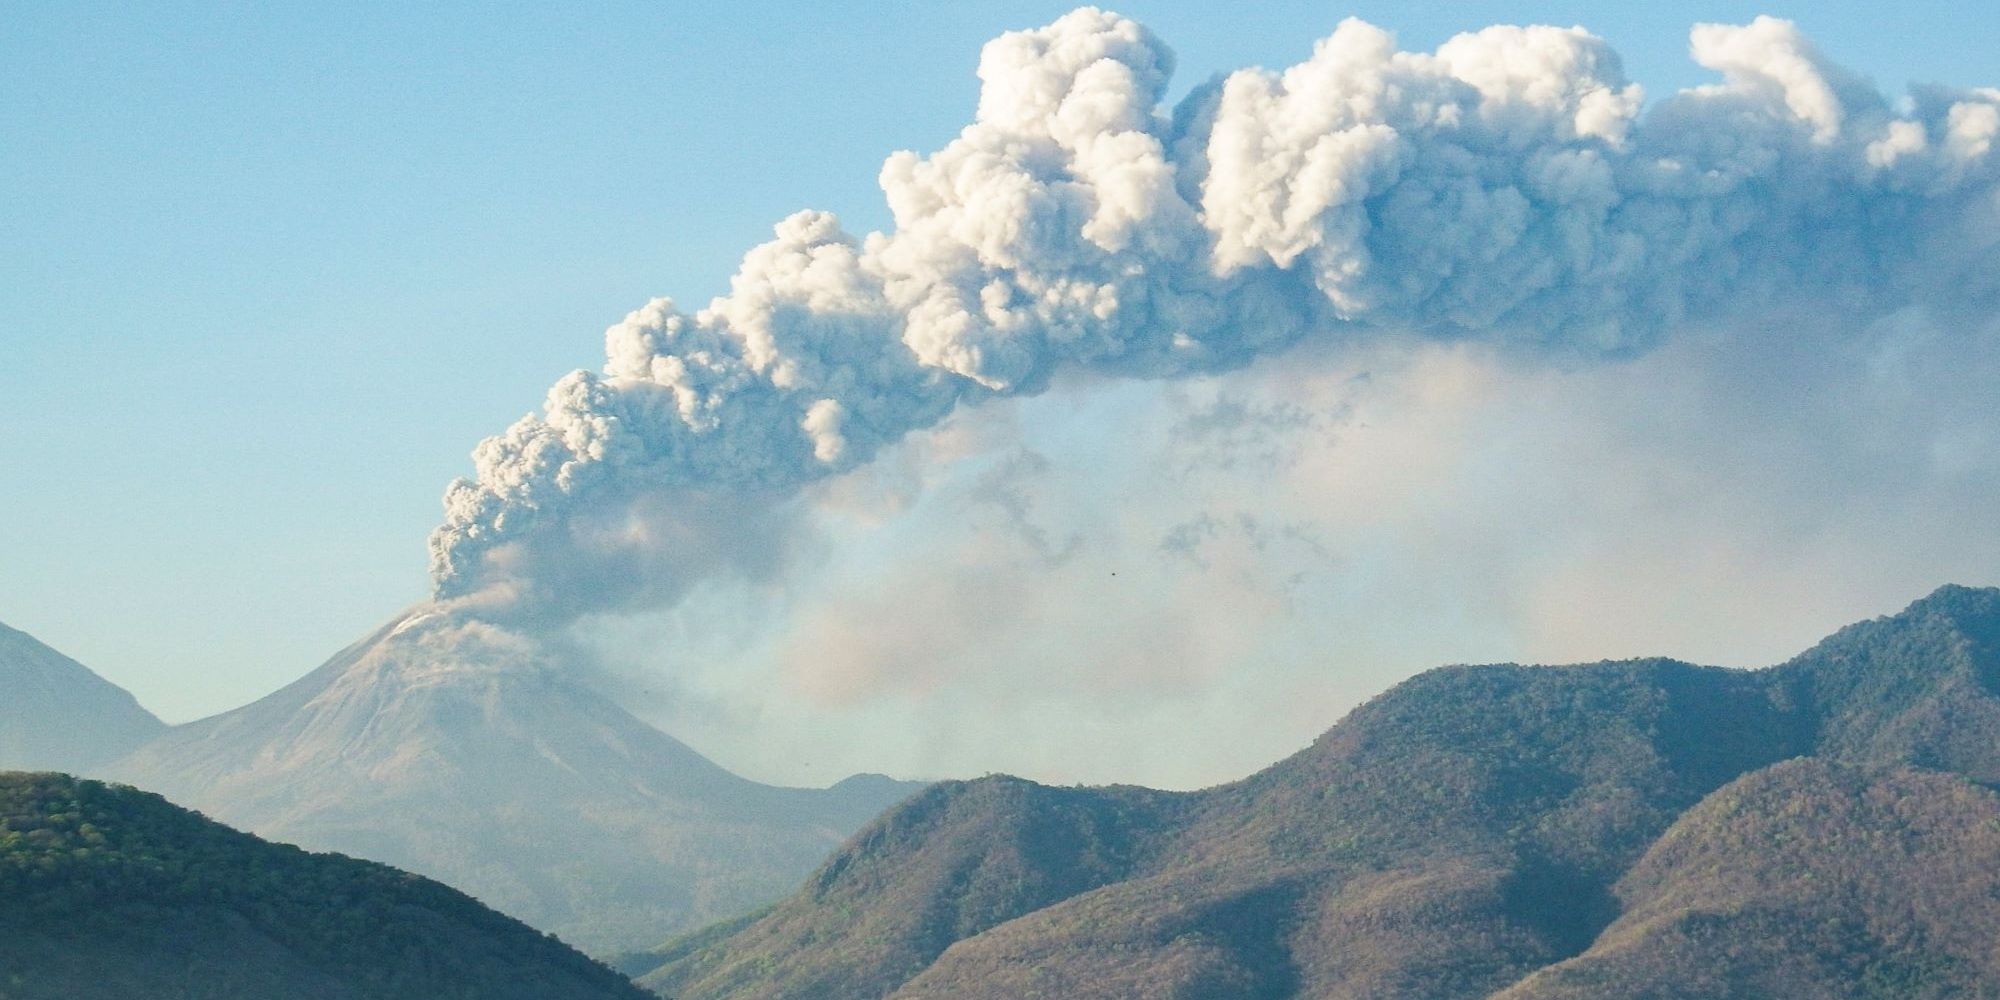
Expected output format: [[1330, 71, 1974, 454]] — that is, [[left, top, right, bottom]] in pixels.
[[640, 585, 2000, 999], [0, 772, 650, 1000]]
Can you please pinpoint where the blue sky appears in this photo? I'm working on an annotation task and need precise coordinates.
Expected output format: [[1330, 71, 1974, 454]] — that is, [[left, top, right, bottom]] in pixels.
[[4, 3, 1998, 784]]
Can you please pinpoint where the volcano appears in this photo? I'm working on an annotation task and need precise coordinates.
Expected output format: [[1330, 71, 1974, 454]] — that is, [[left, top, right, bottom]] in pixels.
[[107, 608, 921, 953]]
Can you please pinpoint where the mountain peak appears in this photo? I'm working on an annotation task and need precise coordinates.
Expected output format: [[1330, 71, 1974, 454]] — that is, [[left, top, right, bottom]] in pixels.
[[1897, 583, 2000, 628], [1780, 584, 2000, 679], [103, 608, 924, 953], [1769, 585, 2000, 781], [0, 620, 164, 774]]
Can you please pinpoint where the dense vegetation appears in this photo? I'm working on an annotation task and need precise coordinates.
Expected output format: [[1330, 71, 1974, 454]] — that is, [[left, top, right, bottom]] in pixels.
[[639, 585, 2000, 999], [641, 776, 1194, 997], [0, 772, 650, 1000], [1497, 760, 2000, 999]]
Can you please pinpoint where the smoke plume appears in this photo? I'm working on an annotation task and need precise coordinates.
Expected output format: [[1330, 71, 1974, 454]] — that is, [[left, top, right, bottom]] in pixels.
[[429, 8, 2000, 619]]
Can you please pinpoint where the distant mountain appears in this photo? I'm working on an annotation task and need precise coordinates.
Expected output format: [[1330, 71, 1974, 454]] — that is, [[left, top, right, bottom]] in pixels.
[[0, 621, 163, 773], [638, 585, 2000, 999], [0, 770, 649, 1000], [105, 609, 923, 954]]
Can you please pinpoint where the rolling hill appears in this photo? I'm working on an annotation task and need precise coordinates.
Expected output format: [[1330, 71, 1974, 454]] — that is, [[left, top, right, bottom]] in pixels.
[[1494, 759, 2000, 1000], [0, 770, 649, 1000], [638, 585, 2000, 999]]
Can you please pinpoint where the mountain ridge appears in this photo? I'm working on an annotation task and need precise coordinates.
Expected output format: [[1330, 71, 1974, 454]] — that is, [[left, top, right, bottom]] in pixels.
[[1493, 759, 2000, 999], [640, 584, 2000, 999], [0, 621, 164, 774]]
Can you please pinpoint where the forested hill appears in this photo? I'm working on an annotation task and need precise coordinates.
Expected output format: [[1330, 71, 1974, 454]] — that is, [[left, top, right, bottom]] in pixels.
[[0, 772, 651, 1000], [638, 585, 2000, 999]]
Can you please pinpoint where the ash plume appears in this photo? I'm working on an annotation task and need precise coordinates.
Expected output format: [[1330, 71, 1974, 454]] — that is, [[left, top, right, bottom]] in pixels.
[[429, 8, 2000, 620]]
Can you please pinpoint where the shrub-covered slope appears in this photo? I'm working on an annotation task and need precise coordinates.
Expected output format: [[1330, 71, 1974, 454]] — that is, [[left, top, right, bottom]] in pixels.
[[884, 660, 1800, 1000], [1495, 760, 2000, 1000], [639, 585, 2000, 999], [0, 771, 650, 1000], [642, 777, 1192, 998]]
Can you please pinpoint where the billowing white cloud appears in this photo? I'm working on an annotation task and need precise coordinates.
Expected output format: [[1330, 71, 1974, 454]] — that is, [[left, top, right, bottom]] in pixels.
[[429, 7, 2000, 633]]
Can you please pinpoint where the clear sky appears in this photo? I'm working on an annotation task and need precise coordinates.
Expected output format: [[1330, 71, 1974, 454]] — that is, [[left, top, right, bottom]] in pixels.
[[4, 2, 1998, 787]]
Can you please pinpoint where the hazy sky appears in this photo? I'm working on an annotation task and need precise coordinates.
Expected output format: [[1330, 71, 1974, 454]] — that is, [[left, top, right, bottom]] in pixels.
[[4, 2, 1998, 789]]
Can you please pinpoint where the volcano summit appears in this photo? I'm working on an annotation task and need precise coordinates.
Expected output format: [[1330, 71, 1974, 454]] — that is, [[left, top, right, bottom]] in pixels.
[[107, 609, 921, 953]]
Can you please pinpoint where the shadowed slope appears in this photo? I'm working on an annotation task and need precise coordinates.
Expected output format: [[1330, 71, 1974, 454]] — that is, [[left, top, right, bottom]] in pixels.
[[0, 771, 651, 1000], [1773, 584, 2000, 779], [1495, 760, 2000, 1000], [641, 777, 1192, 998]]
